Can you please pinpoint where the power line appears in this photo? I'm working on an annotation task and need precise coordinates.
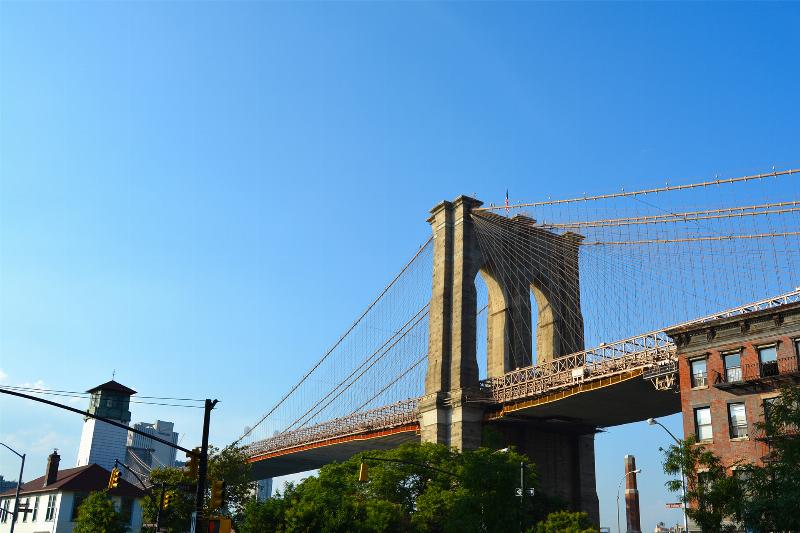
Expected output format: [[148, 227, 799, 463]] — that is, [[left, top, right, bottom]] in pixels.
[[0, 385, 205, 409]]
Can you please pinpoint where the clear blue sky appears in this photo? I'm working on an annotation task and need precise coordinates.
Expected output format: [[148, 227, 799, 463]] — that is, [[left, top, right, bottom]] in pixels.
[[1, 2, 799, 530]]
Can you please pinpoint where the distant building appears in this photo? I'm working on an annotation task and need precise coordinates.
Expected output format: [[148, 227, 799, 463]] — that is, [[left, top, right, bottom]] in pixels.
[[124, 420, 179, 481], [75, 380, 136, 471], [666, 301, 800, 532], [256, 478, 273, 501], [0, 450, 144, 533]]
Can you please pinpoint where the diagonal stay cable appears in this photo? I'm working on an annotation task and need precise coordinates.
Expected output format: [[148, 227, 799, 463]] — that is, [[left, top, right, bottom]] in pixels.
[[282, 303, 430, 432], [233, 237, 433, 446]]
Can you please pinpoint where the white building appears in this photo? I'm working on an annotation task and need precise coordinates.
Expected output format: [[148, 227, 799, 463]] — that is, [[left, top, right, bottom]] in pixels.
[[75, 380, 136, 471], [127, 420, 179, 469], [0, 451, 144, 533]]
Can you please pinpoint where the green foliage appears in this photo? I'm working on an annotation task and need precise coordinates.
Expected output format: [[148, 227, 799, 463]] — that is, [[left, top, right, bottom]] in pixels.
[[735, 386, 800, 531], [143, 466, 196, 532], [72, 491, 129, 533], [142, 444, 255, 531], [206, 444, 257, 518], [531, 510, 595, 533], [240, 442, 563, 533], [661, 435, 742, 532]]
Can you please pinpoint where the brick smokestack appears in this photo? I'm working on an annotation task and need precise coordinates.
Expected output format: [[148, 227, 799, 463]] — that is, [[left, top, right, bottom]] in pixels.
[[624, 455, 641, 533], [43, 449, 60, 487]]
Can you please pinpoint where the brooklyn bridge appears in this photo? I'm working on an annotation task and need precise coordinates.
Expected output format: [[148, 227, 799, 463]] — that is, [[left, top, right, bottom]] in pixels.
[[233, 169, 800, 523]]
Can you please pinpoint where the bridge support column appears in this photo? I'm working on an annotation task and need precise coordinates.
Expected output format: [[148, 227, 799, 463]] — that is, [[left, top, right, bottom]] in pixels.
[[420, 196, 484, 450], [489, 422, 600, 526]]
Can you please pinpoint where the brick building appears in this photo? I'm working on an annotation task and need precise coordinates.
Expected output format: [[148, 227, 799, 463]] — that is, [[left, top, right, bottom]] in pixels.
[[665, 300, 800, 530]]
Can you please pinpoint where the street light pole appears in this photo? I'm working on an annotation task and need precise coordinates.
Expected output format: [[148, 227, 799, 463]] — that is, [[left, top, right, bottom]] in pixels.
[[648, 417, 689, 533], [616, 468, 641, 533], [0, 442, 26, 533]]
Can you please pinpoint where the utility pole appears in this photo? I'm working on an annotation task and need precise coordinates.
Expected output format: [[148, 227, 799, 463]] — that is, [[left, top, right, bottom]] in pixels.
[[0, 442, 25, 533], [193, 399, 218, 530], [155, 483, 164, 532]]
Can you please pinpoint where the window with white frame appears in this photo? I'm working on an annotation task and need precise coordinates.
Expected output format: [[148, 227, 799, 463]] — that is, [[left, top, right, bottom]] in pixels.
[[728, 402, 748, 438], [691, 358, 708, 387], [21, 497, 30, 522], [695, 406, 713, 441], [1, 499, 9, 523], [45, 493, 56, 521], [32, 495, 40, 521]]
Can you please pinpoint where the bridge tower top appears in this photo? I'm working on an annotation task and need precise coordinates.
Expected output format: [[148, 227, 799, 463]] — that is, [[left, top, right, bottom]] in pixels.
[[420, 195, 585, 450]]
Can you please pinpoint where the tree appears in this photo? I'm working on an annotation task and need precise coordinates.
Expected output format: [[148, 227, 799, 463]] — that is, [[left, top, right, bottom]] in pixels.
[[240, 442, 566, 533], [661, 436, 742, 532], [532, 510, 595, 533], [72, 491, 129, 533], [206, 444, 257, 519], [736, 385, 800, 531], [142, 444, 255, 531], [142, 467, 195, 533]]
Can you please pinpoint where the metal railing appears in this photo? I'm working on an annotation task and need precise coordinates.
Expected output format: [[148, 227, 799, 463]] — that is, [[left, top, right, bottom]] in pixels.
[[481, 331, 676, 403], [482, 289, 800, 404], [246, 398, 420, 458], [741, 356, 800, 381]]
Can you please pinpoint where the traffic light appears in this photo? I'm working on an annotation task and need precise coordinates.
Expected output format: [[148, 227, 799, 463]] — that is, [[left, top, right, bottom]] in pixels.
[[161, 490, 174, 511], [209, 480, 226, 510], [107, 467, 121, 489], [186, 448, 200, 479], [358, 462, 369, 482]]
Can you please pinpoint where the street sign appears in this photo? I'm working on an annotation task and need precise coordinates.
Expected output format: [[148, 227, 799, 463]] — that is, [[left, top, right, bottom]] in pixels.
[[515, 488, 522, 497], [666, 502, 683, 509]]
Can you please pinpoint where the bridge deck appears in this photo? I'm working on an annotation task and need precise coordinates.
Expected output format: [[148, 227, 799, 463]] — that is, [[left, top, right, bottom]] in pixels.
[[487, 368, 680, 427], [249, 423, 420, 479], [248, 370, 679, 478]]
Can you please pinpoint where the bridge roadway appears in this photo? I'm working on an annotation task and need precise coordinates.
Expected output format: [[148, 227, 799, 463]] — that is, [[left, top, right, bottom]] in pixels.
[[247, 330, 681, 479], [247, 290, 800, 480]]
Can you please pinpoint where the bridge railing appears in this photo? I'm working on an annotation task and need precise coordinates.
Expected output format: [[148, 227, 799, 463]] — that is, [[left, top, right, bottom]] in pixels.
[[481, 331, 676, 404], [246, 398, 420, 458], [481, 289, 800, 404]]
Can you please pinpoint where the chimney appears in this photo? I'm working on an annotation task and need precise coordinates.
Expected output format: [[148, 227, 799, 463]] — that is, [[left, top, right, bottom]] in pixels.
[[624, 455, 642, 533], [43, 449, 60, 487]]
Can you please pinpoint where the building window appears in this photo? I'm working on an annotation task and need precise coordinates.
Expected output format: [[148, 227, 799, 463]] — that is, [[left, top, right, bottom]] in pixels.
[[758, 345, 778, 377], [723, 351, 742, 383], [120, 497, 133, 524], [45, 494, 56, 521], [695, 406, 713, 441], [72, 493, 88, 520], [1, 499, 8, 523], [22, 497, 29, 522], [728, 403, 748, 438], [32, 495, 39, 521], [691, 358, 708, 387]]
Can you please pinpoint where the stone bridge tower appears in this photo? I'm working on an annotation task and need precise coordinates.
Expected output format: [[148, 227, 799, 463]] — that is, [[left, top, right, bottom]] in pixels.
[[418, 195, 599, 523]]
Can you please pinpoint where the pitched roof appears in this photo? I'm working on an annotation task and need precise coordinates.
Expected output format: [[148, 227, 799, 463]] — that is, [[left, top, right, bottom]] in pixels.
[[85, 380, 137, 395], [0, 464, 145, 498]]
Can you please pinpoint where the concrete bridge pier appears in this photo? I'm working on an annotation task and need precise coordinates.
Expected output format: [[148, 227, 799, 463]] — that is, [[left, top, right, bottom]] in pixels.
[[489, 422, 600, 526]]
